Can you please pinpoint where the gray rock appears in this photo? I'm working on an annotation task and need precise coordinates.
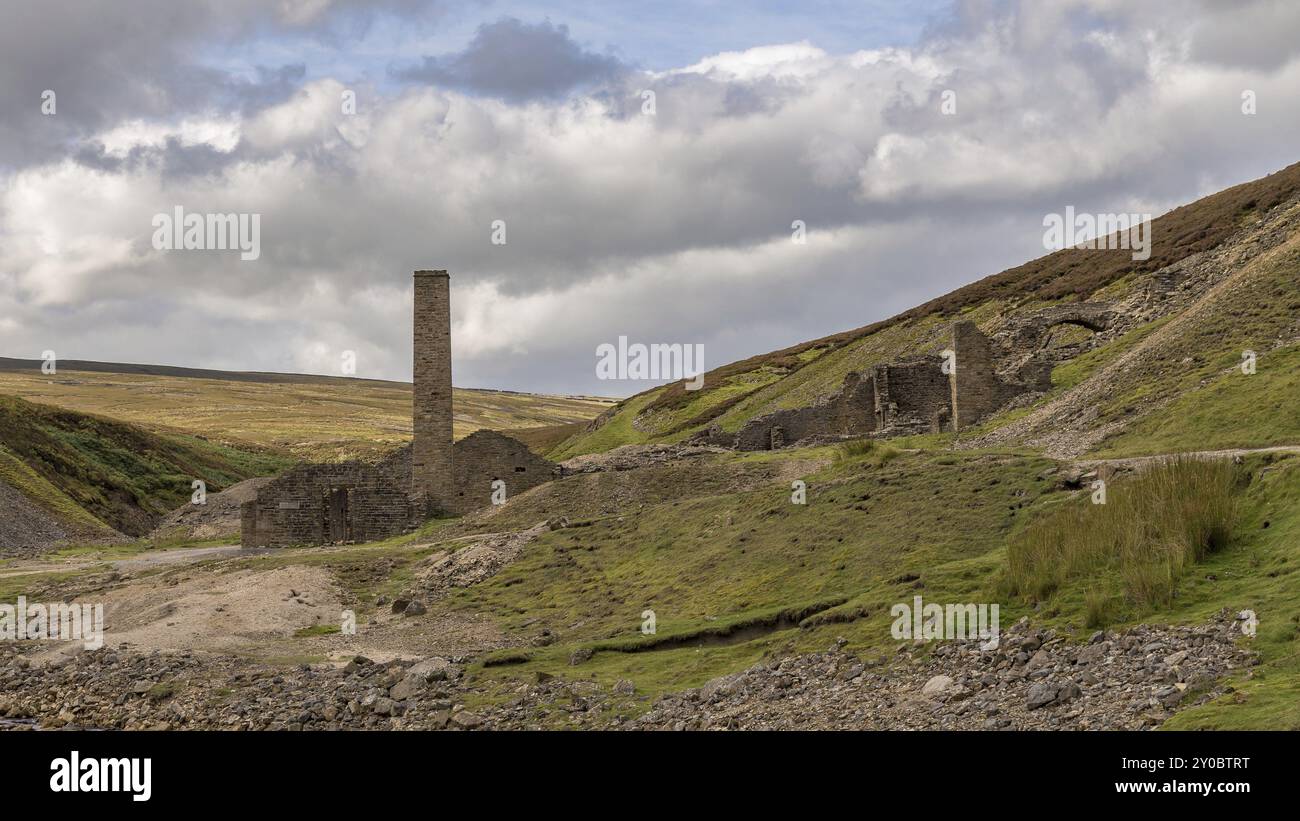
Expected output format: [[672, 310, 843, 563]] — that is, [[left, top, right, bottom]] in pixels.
[[921, 675, 954, 696], [1154, 685, 1184, 708], [408, 657, 459, 682], [1025, 649, 1052, 672], [389, 675, 422, 701], [1056, 681, 1082, 705], [451, 711, 483, 729], [1026, 682, 1058, 710]]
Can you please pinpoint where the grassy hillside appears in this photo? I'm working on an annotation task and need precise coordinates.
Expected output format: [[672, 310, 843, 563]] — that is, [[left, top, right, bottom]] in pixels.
[[554, 160, 1300, 459], [0, 394, 290, 537], [352, 442, 1294, 728], [0, 366, 614, 462], [0, 443, 119, 538], [423, 445, 1057, 693]]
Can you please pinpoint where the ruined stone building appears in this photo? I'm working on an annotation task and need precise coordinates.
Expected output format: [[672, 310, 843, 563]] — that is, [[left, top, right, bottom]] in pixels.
[[242, 271, 560, 547], [721, 310, 1117, 452]]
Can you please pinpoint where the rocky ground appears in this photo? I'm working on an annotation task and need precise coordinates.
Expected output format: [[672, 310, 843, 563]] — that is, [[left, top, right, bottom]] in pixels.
[[0, 611, 1255, 731], [146, 477, 271, 542], [400, 521, 554, 605], [0, 479, 126, 558], [968, 197, 1300, 459], [560, 443, 728, 473], [629, 611, 1256, 730], [0, 480, 72, 558]]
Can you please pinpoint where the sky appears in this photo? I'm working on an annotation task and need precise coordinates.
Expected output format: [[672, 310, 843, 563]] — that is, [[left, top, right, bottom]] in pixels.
[[2, 0, 1299, 396]]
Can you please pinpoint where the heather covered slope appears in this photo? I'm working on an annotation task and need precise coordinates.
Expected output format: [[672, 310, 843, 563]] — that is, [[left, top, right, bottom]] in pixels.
[[968, 195, 1300, 457], [552, 160, 1300, 459]]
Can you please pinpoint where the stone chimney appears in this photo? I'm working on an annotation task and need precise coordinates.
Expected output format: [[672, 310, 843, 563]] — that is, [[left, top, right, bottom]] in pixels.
[[411, 270, 453, 513]]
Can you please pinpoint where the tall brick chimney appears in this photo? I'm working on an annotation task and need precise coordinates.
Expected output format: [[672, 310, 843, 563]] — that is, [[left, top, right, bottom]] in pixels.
[[411, 270, 453, 513]]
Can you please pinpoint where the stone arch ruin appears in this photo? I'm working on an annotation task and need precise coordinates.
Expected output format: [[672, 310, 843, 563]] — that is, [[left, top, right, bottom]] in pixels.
[[724, 305, 1120, 452]]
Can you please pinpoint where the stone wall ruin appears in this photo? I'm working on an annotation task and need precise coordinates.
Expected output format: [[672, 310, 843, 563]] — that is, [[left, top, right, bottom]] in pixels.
[[241, 270, 561, 547], [727, 312, 1101, 452]]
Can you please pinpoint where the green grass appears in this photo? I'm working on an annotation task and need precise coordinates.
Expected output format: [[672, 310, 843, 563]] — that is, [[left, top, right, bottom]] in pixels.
[[1003, 457, 1238, 611], [1096, 343, 1300, 457], [433, 447, 1300, 731], [1051, 317, 1171, 393], [832, 438, 900, 466], [0, 444, 116, 535], [0, 394, 291, 536], [293, 624, 341, 638], [435, 448, 1056, 694], [548, 391, 660, 460]]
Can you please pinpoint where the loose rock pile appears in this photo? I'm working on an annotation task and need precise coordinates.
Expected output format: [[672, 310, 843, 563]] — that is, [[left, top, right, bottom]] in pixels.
[[0, 612, 1254, 731], [0, 647, 489, 731], [560, 444, 725, 474], [632, 612, 1255, 730], [401, 521, 555, 605]]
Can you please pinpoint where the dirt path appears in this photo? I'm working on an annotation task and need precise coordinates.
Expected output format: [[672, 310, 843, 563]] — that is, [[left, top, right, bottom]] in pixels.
[[1074, 444, 1300, 471], [0, 543, 254, 579]]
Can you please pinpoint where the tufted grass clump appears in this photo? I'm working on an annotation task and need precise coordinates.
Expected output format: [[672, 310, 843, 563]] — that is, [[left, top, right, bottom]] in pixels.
[[1006, 456, 1238, 610], [833, 438, 899, 466]]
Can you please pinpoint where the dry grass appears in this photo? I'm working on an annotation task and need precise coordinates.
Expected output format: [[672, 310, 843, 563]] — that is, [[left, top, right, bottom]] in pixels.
[[0, 367, 612, 462]]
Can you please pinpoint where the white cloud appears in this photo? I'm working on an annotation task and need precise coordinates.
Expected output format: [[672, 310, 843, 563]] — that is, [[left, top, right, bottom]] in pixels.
[[3, 0, 1300, 395]]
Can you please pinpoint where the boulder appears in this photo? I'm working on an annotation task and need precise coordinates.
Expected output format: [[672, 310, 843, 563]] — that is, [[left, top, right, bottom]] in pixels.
[[408, 657, 459, 682], [1026, 682, 1058, 710], [921, 675, 954, 696]]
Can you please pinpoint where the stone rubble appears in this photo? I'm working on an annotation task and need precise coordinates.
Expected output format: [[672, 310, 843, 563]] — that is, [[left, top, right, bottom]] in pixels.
[[629, 611, 1255, 731], [0, 612, 1254, 731]]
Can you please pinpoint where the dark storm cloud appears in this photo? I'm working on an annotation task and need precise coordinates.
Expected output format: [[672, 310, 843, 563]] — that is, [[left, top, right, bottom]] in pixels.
[[0, 0, 436, 171], [392, 18, 628, 101], [5, 0, 1300, 395]]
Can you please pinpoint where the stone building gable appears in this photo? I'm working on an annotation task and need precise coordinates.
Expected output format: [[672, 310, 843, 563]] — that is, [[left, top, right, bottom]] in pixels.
[[240, 449, 413, 548], [241, 430, 562, 547], [449, 429, 561, 513]]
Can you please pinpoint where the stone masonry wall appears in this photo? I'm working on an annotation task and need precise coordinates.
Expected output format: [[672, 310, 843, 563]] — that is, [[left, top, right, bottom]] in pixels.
[[241, 430, 560, 546], [732, 319, 1057, 450], [950, 320, 1021, 430], [240, 449, 412, 548], [872, 357, 951, 434], [448, 429, 561, 513], [733, 371, 877, 450], [412, 270, 454, 515]]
